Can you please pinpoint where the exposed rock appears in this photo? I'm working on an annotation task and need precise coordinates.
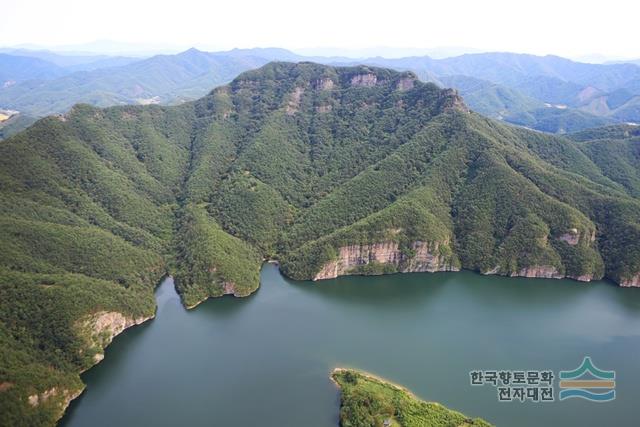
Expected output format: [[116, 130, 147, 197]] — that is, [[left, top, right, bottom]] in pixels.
[[620, 274, 640, 287], [482, 266, 501, 275], [28, 387, 57, 406], [396, 77, 415, 91], [313, 78, 335, 90], [558, 228, 580, 245], [27, 386, 84, 425], [60, 388, 84, 416], [439, 88, 469, 113], [79, 311, 153, 367], [27, 386, 82, 409], [511, 266, 563, 279], [223, 281, 238, 295], [350, 73, 378, 87], [285, 86, 304, 115], [486, 265, 595, 282], [570, 274, 594, 282], [313, 240, 458, 280]]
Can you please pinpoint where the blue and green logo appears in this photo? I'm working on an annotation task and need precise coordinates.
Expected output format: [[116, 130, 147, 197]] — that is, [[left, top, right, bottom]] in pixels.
[[559, 357, 615, 402]]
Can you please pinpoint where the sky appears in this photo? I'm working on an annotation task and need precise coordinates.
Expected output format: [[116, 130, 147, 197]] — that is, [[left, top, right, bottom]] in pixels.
[[1, 0, 639, 59]]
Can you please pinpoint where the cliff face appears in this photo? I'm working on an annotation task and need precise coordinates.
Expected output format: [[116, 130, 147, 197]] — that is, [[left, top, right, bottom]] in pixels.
[[25, 311, 155, 423], [511, 266, 563, 279], [485, 265, 596, 282], [80, 311, 154, 364], [313, 240, 458, 280], [621, 274, 640, 287]]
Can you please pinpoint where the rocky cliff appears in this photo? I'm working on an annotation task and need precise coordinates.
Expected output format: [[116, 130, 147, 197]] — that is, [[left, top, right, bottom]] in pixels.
[[621, 274, 640, 287], [313, 240, 458, 280], [80, 311, 154, 364], [26, 311, 156, 423], [482, 264, 598, 281]]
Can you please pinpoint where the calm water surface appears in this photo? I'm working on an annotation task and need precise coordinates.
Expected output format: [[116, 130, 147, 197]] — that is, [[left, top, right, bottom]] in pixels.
[[61, 264, 640, 426]]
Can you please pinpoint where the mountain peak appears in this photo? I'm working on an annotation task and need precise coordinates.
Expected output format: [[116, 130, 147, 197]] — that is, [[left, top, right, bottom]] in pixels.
[[179, 47, 205, 56]]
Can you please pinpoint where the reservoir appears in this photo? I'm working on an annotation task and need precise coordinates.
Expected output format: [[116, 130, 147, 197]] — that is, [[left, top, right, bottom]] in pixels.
[[61, 263, 640, 426]]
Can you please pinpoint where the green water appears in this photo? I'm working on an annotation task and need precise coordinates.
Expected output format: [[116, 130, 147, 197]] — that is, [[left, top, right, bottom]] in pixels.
[[61, 264, 640, 426]]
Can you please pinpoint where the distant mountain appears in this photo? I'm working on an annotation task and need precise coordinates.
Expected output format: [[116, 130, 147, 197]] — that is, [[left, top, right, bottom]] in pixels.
[[294, 46, 483, 59], [606, 59, 640, 66], [3, 48, 640, 133], [0, 113, 37, 140], [0, 48, 271, 116], [0, 53, 67, 84], [0, 48, 139, 70], [354, 52, 640, 130], [437, 75, 544, 118]]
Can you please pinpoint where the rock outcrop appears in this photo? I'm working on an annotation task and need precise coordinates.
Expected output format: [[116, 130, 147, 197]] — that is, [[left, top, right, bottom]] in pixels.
[[621, 274, 640, 287], [80, 311, 153, 364], [558, 228, 580, 245], [313, 240, 458, 280], [557, 228, 595, 246], [439, 88, 469, 113], [350, 73, 378, 87], [27, 386, 84, 424], [28, 387, 82, 408], [511, 266, 564, 279], [396, 77, 415, 91], [223, 281, 239, 296], [285, 86, 304, 115], [313, 77, 335, 90], [485, 265, 594, 282]]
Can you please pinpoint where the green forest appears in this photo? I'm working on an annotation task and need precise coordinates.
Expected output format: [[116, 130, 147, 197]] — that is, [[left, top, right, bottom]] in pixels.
[[1, 61, 640, 425], [332, 369, 492, 426]]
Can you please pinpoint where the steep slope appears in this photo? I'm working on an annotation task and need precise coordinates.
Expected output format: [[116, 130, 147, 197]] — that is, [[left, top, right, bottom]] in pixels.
[[568, 125, 640, 197], [1, 62, 640, 425]]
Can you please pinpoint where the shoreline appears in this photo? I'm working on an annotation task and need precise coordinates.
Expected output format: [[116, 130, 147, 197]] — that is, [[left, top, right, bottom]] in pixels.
[[331, 367, 417, 399], [57, 309, 157, 424]]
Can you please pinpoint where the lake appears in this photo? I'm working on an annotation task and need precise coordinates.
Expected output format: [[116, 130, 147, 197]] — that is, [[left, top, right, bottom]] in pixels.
[[61, 263, 640, 426]]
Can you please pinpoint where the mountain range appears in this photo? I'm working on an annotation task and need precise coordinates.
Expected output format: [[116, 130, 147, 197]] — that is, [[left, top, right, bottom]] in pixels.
[[3, 48, 640, 137], [1, 62, 639, 425]]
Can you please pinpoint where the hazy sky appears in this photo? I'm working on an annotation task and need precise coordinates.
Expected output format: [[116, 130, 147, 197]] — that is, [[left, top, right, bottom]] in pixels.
[[1, 0, 639, 58]]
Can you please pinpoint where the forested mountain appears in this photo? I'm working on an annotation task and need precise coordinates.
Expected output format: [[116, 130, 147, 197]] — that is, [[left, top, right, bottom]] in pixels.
[[3, 49, 640, 135], [0, 48, 270, 116], [1, 62, 639, 425], [569, 124, 640, 197], [434, 75, 617, 133], [359, 53, 640, 132]]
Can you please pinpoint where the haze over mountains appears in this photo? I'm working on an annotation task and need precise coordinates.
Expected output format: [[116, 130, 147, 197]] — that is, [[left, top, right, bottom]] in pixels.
[[2, 47, 640, 139]]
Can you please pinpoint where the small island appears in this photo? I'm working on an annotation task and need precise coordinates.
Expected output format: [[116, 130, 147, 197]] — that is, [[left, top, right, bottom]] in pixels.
[[331, 368, 493, 427]]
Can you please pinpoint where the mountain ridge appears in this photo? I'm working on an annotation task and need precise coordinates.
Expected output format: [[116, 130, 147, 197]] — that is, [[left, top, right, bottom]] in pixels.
[[4, 48, 640, 136]]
